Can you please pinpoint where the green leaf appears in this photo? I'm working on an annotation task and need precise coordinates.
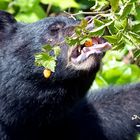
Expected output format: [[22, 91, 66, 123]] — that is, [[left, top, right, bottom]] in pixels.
[[0, 1, 8, 10], [79, 19, 88, 28], [128, 31, 140, 40], [135, 5, 140, 20], [114, 18, 128, 30], [94, 18, 104, 27], [15, 5, 46, 23], [90, 28, 105, 36], [103, 35, 118, 43], [41, 0, 79, 10], [43, 59, 56, 72], [130, 0, 138, 2], [53, 46, 61, 57], [0, 0, 11, 2], [34, 52, 56, 72], [107, 21, 117, 34], [75, 27, 81, 35], [109, 0, 119, 12], [42, 45, 52, 52], [132, 23, 140, 33], [134, 50, 140, 59], [98, 58, 140, 86], [94, 74, 109, 87], [90, 20, 114, 36], [113, 40, 125, 50], [122, 18, 128, 29], [14, 0, 40, 12], [120, 3, 133, 19], [34, 44, 61, 72], [66, 37, 78, 46], [35, 52, 54, 62], [114, 20, 122, 29]]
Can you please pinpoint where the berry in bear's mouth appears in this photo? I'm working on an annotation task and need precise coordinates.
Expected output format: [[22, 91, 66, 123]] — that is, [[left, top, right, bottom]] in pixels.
[[70, 37, 112, 64]]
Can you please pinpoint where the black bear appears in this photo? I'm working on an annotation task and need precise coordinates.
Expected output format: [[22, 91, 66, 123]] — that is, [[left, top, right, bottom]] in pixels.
[[0, 10, 140, 140]]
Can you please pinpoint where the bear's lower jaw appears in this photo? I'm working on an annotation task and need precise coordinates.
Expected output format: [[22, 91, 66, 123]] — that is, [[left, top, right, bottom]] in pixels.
[[68, 37, 111, 70]]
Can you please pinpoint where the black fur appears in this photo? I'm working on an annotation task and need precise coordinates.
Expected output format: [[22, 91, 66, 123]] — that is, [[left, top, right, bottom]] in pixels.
[[0, 10, 140, 140]]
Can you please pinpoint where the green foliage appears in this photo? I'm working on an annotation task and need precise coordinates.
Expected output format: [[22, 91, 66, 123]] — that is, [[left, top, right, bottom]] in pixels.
[[68, 0, 140, 64], [34, 45, 60, 72], [0, 0, 81, 22], [109, 0, 119, 12], [92, 51, 140, 89], [41, 0, 79, 10], [95, 0, 140, 62], [89, 0, 140, 88], [0, 0, 46, 22], [65, 0, 140, 88], [66, 19, 91, 46]]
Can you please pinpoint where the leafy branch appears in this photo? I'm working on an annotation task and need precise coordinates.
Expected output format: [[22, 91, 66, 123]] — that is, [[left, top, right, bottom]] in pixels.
[[35, 0, 140, 74], [65, 0, 140, 66], [34, 45, 60, 72]]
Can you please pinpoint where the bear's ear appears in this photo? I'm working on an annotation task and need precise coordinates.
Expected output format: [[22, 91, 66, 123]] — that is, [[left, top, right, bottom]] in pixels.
[[0, 10, 17, 32]]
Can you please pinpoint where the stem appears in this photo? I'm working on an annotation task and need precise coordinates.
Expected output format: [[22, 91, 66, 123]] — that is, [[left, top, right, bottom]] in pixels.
[[46, 4, 52, 16], [63, 11, 110, 17]]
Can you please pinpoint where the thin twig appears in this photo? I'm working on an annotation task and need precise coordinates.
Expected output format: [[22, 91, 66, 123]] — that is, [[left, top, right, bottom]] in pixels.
[[46, 4, 52, 16], [64, 11, 110, 17]]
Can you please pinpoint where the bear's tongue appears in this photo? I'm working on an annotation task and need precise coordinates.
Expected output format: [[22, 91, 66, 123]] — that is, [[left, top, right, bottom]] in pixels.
[[71, 42, 112, 64]]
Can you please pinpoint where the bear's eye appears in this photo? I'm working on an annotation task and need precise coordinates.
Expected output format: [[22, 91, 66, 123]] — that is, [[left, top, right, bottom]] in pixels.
[[49, 22, 66, 35]]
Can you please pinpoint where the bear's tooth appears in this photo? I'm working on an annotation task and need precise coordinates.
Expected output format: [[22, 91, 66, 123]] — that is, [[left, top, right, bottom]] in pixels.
[[78, 46, 81, 53]]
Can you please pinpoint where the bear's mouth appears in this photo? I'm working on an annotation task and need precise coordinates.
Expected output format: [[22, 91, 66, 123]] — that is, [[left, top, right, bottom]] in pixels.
[[70, 37, 112, 64]]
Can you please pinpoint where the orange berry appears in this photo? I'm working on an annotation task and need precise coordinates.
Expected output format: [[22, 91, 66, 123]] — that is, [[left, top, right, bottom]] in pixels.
[[43, 69, 51, 78], [84, 39, 93, 47]]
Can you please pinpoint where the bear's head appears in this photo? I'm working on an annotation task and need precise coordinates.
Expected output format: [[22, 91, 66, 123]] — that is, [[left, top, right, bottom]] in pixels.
[[0, 11, 110, 89]]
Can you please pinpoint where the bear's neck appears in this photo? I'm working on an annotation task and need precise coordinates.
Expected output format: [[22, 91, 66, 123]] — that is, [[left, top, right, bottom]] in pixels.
[[6, 74, 96, 128], [32, 75, 95, 124]]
